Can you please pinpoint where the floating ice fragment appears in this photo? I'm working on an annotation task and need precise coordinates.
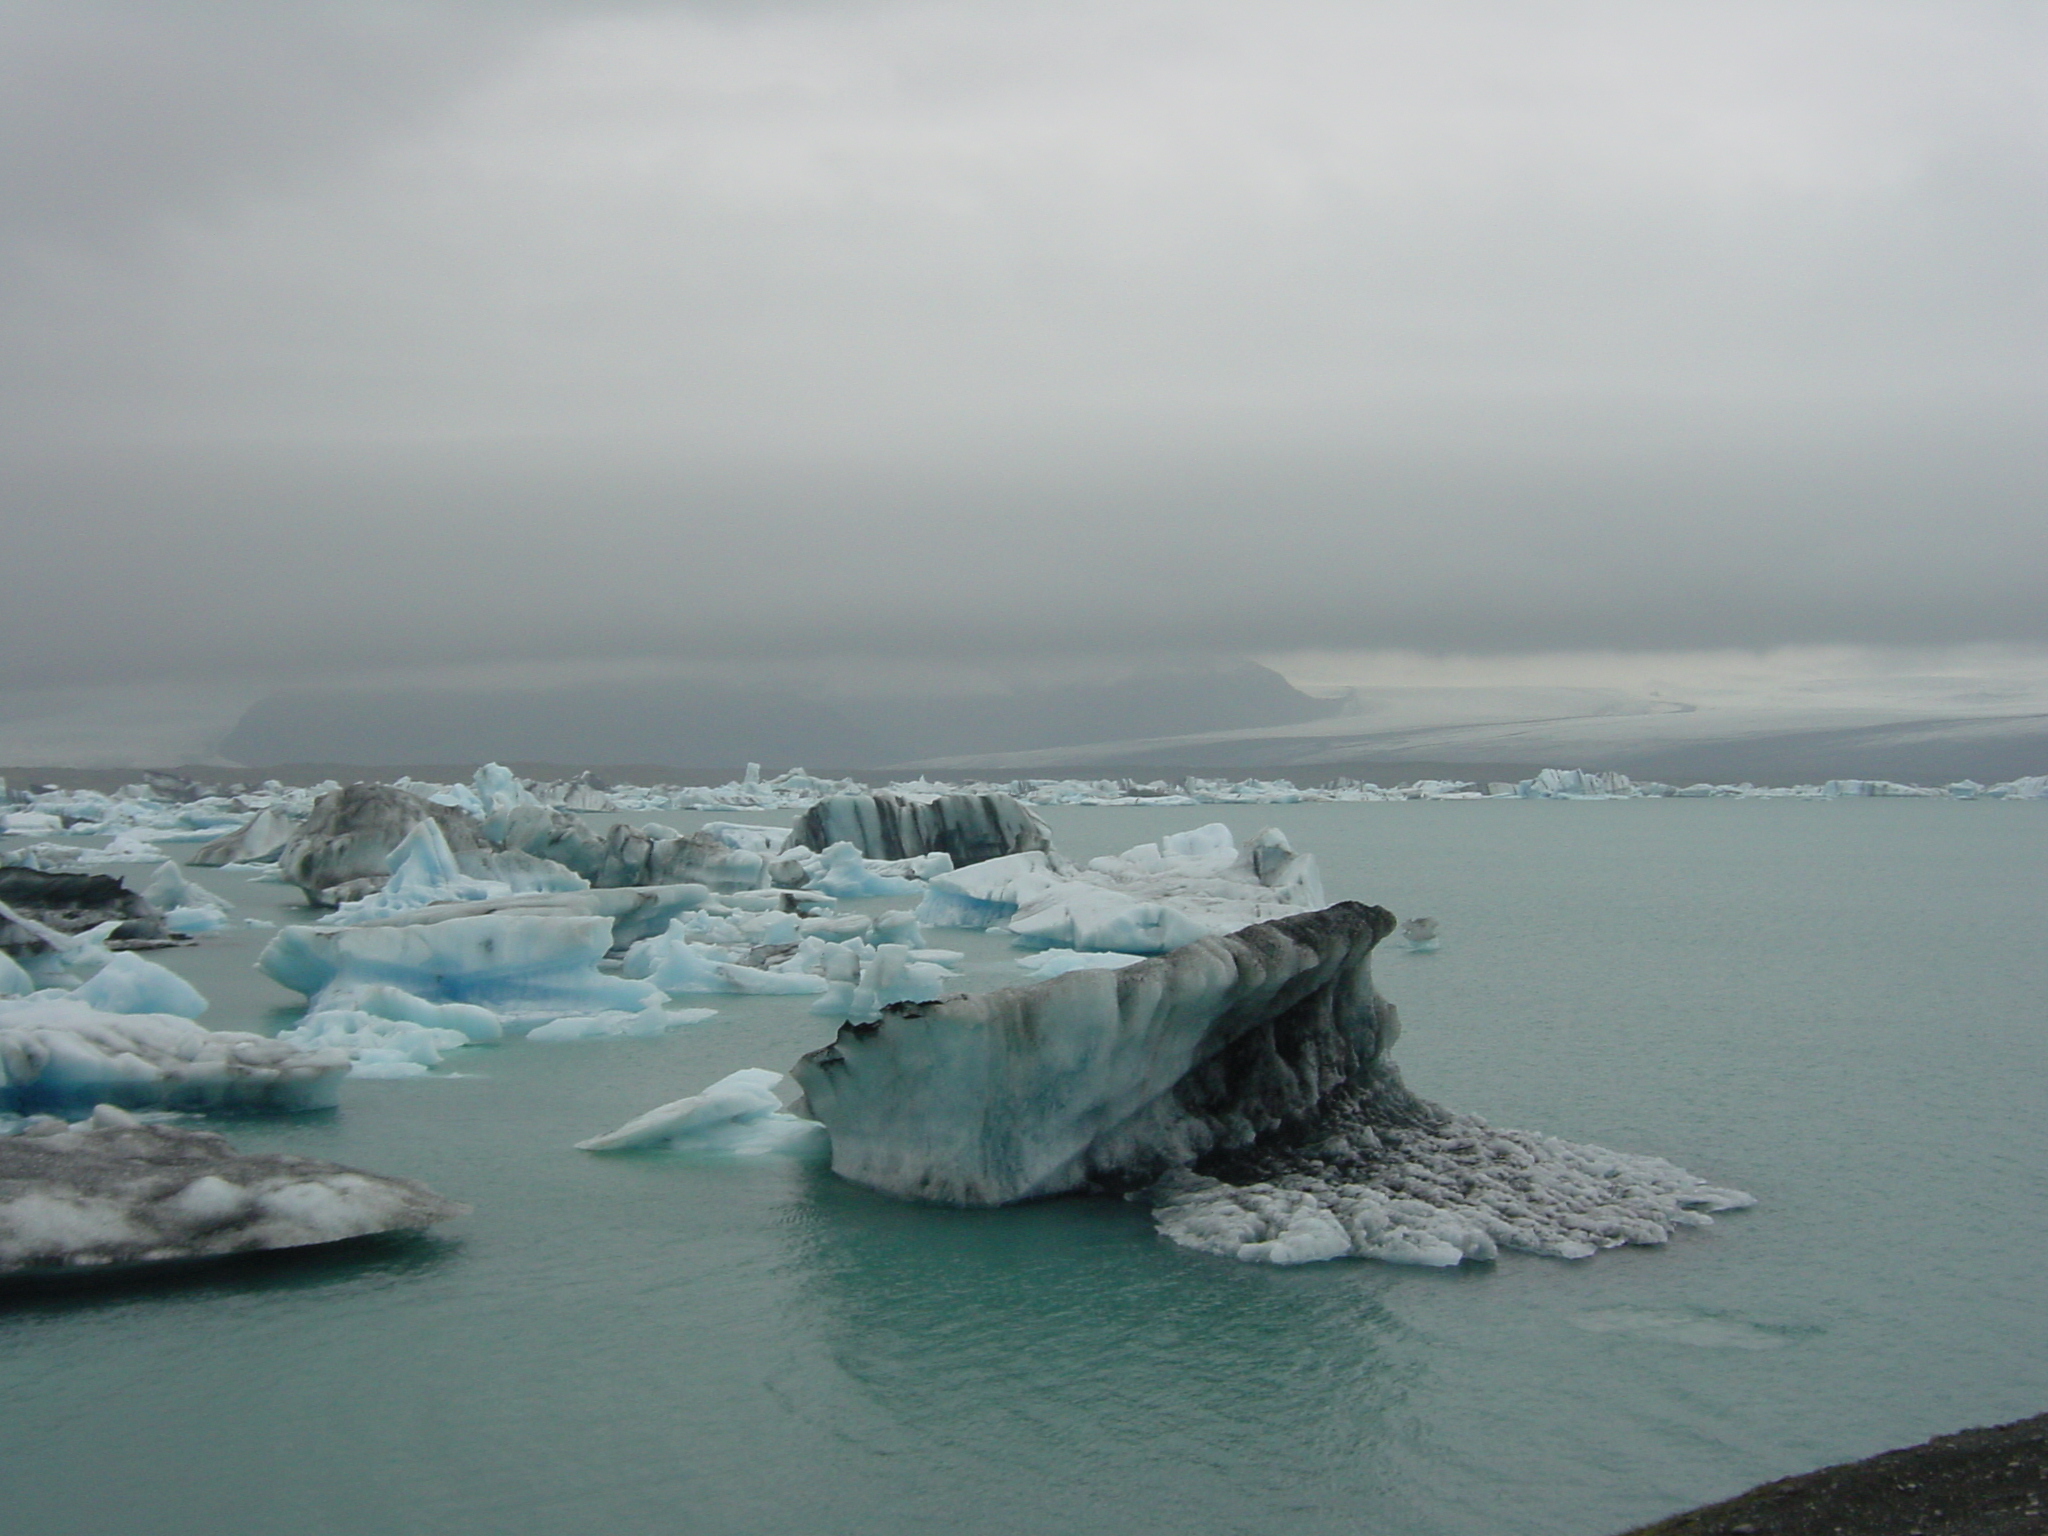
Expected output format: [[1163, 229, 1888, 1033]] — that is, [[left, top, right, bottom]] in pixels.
[[575, 1068, 825, 1155]]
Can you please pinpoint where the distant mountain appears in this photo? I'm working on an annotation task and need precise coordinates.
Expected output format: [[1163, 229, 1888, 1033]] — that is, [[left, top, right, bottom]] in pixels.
[[218, 662, 1340, 773]]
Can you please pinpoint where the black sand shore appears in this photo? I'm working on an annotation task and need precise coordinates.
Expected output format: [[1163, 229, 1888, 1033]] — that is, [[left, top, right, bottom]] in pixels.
[[1618, 1413, 2048, 1535]]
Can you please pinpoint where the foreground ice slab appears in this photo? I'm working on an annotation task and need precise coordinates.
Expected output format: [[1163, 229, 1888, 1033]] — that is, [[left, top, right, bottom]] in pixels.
[[788, 902, 1751, 1264], [1, 997, 347, 1114], [786, 791, 1052, 868], [0, 1105, 465, 1274]]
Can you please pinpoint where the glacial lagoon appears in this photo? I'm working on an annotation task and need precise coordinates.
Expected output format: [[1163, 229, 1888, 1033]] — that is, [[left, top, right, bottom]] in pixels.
[[4, 797, 2045, 1536]]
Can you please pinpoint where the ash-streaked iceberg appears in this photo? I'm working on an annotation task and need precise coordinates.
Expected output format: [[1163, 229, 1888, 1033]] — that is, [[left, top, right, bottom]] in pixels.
[[278, 783, 490, 904], [0, 1105, 464, 1275], [783, 901, 1751, 1265], [785, 790, 1052, 868]]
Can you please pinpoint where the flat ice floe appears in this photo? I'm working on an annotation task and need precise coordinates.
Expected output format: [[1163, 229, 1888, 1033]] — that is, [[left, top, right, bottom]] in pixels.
[[0, 1104, 465, 1274]]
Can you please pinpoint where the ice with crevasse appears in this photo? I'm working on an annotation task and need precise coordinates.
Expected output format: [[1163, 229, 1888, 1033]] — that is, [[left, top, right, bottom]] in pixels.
[[575, 1068, 826, 1155], [258, 911, 662, 1027], [0, 995, 347, 1114]]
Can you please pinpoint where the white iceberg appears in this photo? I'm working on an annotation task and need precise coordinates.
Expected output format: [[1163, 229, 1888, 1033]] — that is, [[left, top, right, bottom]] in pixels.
[[575, 1068, 825, 1155], [525, 1004, 716, 1042]]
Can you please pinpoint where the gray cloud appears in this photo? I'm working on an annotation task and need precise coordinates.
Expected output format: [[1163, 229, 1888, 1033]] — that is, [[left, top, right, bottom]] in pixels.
[[2, 0, 2043, 692]]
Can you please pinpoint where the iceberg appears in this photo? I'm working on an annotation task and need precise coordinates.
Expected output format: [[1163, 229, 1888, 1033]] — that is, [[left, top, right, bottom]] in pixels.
[[190, 805, 298, 867], [70, 952, 210, 1018], [0, 996, 347, 1114], [0, 1105, 465, 1275], [1399, 917, 1440, 952], [576, 1068, 826, 1155], [914, 824, 1324, 954], [0, 868, 168, 949], [277, 783, 490, 905], [275, 1011, 473, 1078], [785, 902, 1751, 1264], [257, 911, 663, 1025], [524, 1004, 716, 1042], [785, 791, 1052, 867]]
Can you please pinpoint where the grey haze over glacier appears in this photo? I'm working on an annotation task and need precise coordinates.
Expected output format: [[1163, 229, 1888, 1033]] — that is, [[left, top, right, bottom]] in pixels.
[[1, 2, 2043, 772]]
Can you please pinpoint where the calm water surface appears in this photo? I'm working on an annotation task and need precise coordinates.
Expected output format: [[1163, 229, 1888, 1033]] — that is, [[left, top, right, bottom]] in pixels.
[[3, 800, 2044, 1536]]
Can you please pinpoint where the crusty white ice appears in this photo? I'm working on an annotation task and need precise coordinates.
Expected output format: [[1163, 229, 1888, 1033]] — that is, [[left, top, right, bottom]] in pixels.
[[0, 1104, 465, 1274], [1148, 1109, 1752, 1266]]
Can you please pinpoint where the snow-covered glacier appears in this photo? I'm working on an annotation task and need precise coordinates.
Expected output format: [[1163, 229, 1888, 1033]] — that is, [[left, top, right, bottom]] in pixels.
[[785, 902, 1750, 1264], [0, 1105, 464, 1275]]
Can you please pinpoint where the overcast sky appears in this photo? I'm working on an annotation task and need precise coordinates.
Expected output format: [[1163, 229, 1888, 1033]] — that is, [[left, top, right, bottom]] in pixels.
[[3, 0, 2044, 701]]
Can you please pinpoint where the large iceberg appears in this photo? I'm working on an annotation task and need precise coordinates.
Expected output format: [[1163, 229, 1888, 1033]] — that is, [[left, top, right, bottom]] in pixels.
[[785, 902, 1750, 1264], [0, 996, 348, 1114], [0, 1105, 464, 1275], [785, 791, 1052, 867]]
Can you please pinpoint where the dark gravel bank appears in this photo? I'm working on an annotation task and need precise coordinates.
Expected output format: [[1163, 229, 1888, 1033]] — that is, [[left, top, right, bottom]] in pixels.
[[1618, 1413, 2048, 1535]]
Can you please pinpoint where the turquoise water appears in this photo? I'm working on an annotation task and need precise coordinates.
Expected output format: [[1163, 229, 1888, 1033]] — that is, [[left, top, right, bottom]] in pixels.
[[4, 801, 2044, 1536]]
